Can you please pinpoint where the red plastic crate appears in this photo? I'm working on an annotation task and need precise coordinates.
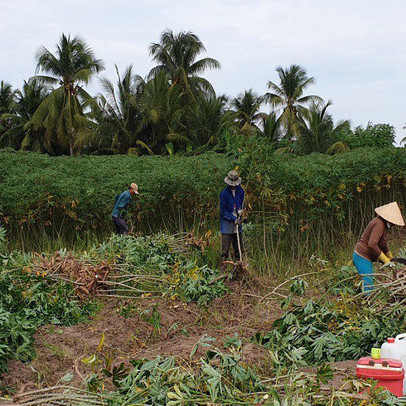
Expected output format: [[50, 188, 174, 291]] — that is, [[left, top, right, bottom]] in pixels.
[[356, 357, 404, 397]]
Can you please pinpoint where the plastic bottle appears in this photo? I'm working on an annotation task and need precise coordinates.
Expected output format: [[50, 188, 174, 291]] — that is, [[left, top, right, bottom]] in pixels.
[[381, 335, 406, 395], [381, 337, 396, 359], [395, 334, 406, 395]]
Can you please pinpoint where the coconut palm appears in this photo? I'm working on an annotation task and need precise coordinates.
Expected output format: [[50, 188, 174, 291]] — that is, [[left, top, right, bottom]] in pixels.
[[0, 81, 16, 115], [297, 100, 350, 155], [148, 29, 220, 99], [0, 81, 17, 135], [90, 65, 152, 155], [266, 64, 322, 140], [0, 79, 49, 151], [230, 90, 266, 135], [27, 34, 104, 155], [138, 71, 186, 154], [259, 111, 282, 144], [187, 94, 233, 145]]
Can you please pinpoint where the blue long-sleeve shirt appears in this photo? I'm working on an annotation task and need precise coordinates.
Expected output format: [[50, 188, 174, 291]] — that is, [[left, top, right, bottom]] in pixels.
[[220, 185, 244, 234], [112, 190, 132, 218]]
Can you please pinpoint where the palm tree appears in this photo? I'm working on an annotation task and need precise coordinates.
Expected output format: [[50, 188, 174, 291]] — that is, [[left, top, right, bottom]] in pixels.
[[138, 71, 186, 154], [259, 111, 282, 144], [91, 65, 151, 154], [188, 94, 233, 145], [0, 79, 49, 151], [0, 81, 16, 115], [297, 100, 350, 155], [27, 34, 104, 155], [230, 90, 266, 135], [266, 64, 322, 140], [0, 81, 17, 136], [148, 29, 220, 98]]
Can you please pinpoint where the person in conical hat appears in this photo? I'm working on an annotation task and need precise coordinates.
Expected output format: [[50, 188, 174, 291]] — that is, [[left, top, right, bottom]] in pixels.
[[353, 202, 405, 292]]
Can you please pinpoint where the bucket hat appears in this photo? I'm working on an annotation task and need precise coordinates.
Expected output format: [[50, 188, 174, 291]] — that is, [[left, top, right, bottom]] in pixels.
[[375, 202, 405, 226], [224, 170, 241, 186]]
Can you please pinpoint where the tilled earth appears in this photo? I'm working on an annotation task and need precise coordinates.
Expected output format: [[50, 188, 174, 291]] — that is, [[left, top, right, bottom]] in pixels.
[[1, 280, 281, 394]]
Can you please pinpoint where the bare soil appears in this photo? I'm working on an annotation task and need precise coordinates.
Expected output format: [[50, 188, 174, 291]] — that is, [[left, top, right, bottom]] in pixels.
[[1, 280, 281, 394]]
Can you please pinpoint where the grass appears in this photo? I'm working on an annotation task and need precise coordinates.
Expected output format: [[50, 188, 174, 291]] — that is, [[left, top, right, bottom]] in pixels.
[[7, 216, 406, 284], [9, 229, 103, 253], [2, 228, 371, 281], [41, 341, 68, 360]]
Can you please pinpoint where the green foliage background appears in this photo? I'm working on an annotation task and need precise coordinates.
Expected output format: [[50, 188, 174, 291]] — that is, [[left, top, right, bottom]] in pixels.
[[0, 151, 231, 236], [2, 146, 406, 264]]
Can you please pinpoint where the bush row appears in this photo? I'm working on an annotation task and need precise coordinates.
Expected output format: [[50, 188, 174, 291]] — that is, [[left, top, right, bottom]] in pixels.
[[1, 147, 406, 248], [0, 150, 232, 234]]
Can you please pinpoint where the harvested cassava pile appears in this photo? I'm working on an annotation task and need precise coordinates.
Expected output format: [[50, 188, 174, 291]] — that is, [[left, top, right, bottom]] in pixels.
[[11, 385, 106, 405], [184, 230, 212, 252], [32, 252, 114, 299], [368, 264, 406, 303], [28, 234, 228, 305]]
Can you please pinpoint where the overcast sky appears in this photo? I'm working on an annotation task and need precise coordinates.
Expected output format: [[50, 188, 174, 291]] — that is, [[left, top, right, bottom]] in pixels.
[[1, 0, 405, 142]]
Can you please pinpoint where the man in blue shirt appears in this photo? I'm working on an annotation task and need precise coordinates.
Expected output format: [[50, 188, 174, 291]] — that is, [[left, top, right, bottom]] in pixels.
[[112, 183, 139, 235], [220, 170, 245, 269]]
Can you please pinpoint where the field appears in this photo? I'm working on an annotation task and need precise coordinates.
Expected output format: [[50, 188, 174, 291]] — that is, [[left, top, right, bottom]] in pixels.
[[2, 149, 406, 404], [1, 228, 406, 405], [2, 146, 406, 268]]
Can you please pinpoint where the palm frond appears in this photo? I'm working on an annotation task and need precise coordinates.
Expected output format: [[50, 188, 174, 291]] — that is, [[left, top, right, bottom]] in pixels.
[[326, 141, 350, 155], [189, 57, 221, 74]]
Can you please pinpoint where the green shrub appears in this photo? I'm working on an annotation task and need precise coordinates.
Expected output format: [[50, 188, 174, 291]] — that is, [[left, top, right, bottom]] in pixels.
[[0, 151, 232, 237], [3, 146, 406, 267], [342, 123, 395, 149], [254, 295, 406, 374]]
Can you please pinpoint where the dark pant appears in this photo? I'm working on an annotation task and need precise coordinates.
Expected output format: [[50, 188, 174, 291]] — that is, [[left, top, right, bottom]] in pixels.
[[112, 216, 128, 235], [221, 233, 243, 261]]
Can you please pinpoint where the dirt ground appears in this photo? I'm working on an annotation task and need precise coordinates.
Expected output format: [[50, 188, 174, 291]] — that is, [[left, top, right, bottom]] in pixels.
[[1, 276, 360, 400], [1, 280, 281, 394]]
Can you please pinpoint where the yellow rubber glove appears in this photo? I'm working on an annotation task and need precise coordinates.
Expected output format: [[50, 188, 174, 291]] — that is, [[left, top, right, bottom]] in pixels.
[[386, 251, 393, 260], [378, 252, 391, 264]]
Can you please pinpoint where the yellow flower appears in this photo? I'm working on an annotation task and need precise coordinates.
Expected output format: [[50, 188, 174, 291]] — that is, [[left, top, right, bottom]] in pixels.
[[356, 186, 362, 193]]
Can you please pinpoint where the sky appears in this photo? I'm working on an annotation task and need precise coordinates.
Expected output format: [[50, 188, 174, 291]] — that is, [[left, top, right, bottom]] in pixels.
[[1, 0, 405, 142]]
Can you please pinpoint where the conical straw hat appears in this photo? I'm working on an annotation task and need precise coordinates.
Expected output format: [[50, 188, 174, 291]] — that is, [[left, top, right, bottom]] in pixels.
[[375, 202, 405, 226]]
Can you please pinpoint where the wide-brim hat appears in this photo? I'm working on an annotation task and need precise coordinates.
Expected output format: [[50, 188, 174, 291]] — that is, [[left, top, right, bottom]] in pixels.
[[224, 170, 241, 186], [130, 183, 139, 195], [375, 202, 405, 226]]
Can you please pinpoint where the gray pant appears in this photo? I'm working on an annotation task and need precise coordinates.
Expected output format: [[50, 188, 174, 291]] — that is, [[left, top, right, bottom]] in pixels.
[[221, 233, 243, 261], [112, 216, 128, 235]]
